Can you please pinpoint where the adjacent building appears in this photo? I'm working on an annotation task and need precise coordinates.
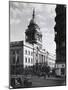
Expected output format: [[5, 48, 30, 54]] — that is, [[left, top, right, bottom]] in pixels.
[[10, 41, 23, 75], [54, 5, 66, 76]]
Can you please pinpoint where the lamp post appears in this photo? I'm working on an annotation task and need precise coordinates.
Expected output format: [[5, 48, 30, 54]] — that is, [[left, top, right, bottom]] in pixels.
[[15, 51, 18, 76]]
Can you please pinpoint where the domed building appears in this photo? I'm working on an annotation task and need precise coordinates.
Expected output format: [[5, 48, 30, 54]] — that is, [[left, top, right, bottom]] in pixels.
[[10, 9, 55, 69], [23, 9, 47, 67], [25, 9, 42, 49]]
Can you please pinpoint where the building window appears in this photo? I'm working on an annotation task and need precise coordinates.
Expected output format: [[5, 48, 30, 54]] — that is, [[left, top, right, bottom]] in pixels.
[[28, 58, 30, 63], [25, 50, 27, 55], [28, 51, 30, 55], [16, 56, 19, 64], [61, 68, 65, 75], [62, 64, 64, 68], [25, 57, 27, 63], [31, 58, 33, 63], [13, 57, 15, 64]]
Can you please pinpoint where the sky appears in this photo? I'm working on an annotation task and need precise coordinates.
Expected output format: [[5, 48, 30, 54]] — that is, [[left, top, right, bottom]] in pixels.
[[10, 1, 56, 55]]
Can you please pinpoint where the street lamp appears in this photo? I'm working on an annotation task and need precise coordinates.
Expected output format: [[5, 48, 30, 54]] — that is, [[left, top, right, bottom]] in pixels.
[[15, 51, 18, 76]]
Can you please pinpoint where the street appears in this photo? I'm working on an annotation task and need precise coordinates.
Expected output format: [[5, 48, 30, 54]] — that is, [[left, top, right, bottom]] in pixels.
[[10, 75, 66, 89], [30, 76, 66, 87]]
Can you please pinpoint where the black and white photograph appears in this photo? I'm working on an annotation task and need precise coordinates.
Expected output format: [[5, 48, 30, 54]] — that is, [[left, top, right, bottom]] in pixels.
[[9, 1, 66, 89]]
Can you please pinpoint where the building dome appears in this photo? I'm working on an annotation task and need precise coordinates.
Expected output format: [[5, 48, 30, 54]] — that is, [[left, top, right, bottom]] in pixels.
[[25, 9, 42, 45]]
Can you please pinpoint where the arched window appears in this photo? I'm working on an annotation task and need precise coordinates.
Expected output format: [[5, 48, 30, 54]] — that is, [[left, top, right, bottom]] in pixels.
[[28, 58, 30, 63], [28, 51, 30, 55], [25, 57, 27, 63], [25, 50, 27, 55]]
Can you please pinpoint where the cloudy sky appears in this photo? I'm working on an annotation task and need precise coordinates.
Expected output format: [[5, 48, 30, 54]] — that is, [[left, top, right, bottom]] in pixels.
[[10, 1, 56, 55]]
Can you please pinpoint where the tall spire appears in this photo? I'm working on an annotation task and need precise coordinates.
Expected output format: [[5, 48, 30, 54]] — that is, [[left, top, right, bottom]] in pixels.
[[32, 8, 35, 20], [29, 8, 35, 24]]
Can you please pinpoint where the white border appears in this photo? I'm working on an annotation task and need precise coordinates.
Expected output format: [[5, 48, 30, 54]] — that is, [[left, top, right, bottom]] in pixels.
[[0, 0, 67, 90]]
